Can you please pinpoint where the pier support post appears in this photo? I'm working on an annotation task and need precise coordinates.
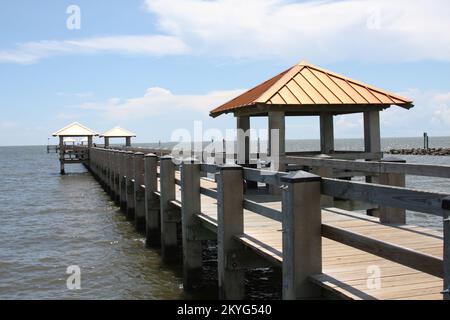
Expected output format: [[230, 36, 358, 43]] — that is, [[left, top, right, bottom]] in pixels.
[[320, 112, 334, 154], [59, 136, 65, 175], [126, 151, 135, 220], [281, 171, 322, 299], [133, 152, 146, 231], [379, 157, 407, 224], [364, 110, 382, 217], [119, 151, 128, 211], [160, 156, 179, 263], [145, 154, 160, 247], [113, 150, 121, 205], [268, 111, 286, 194], [443, 197, 450, 301], [217, 164, 245, 300], [109, 150, 116, 198], [181, 160, 203, 290]]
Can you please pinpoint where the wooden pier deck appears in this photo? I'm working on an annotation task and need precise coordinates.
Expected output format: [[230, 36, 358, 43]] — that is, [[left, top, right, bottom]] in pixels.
[[84, 147, 450, 300], [169, 176, 444, 300]]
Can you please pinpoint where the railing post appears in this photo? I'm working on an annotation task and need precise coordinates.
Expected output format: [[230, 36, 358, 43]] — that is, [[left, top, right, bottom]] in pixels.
[[120, 150, 128, 211], [181, 159, 203, 290], [145, 154, 160, 247], [160, 156, 178, 262], [379, 157, 407, 224], [126, 151, 135, 219], [107, 150, 114, 196], [443, 197, 450, 300], [217, 164, 245, 299], [281, 171, 322, 299], [113, 150, 121, 205], [133, 152, 146, 231]]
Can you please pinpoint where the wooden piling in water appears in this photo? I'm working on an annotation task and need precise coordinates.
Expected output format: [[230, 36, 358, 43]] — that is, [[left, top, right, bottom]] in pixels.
[[125, 151, 135, 219], [133, 152, 146, 231], [159, 156, 179, 263], [443, 197, 450, 301], [217, 164, 245, 300], [180, 160, 204, 290], [119, 150, 128, 211], [144, 153, 160, 247]]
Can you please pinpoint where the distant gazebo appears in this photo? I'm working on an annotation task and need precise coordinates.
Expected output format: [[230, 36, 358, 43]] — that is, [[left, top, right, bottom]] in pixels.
[[100, 127, 136, 147], [210, 61, 413, 171], [52, 122, 98, 174]]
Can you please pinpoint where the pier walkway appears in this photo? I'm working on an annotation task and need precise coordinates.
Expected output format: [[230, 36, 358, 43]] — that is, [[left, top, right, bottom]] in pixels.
[[85, 147, 450, 300]]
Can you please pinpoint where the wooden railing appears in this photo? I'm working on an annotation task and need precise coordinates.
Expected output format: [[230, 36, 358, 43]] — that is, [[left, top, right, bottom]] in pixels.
[[87, 147, 450, 300]]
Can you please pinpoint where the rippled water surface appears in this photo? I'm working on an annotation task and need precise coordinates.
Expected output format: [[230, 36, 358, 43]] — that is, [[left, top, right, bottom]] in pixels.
[[0, 138, 449, 299], [0, 146, 188, 300]]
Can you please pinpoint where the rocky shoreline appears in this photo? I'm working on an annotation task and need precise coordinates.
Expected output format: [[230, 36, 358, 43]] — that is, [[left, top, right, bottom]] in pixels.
[[388, 148, 450, 156]]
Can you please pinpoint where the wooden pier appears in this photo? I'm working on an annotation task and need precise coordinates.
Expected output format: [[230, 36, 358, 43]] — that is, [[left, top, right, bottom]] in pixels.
[[83, 146, 450, 300], [51, 62, 450, 300]]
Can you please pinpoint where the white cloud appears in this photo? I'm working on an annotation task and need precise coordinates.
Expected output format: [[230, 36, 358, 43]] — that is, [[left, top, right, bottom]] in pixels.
[[0, 35, 189, 64], [2, 0, 449, 64], [76, 86, 245, 119], [145, 0, 450, 62]]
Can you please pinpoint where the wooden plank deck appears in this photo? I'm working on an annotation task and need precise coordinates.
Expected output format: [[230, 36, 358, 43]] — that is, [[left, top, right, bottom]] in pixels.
[[171, 175, 444, 300]]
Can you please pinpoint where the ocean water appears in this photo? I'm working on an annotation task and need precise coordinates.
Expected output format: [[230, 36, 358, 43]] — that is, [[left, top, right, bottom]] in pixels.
[[0, 137, 449, 299]]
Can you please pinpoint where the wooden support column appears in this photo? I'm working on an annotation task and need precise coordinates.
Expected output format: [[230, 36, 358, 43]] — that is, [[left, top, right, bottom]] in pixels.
[[181, 160, 203, 290], [119, 150, 128, 211], [109, 150, 116, 198], [145, 154, 160, 247], [364, 110, 382, 216], [237, 116, 257, 189], [88, 136, 93, 148], [133, 152, 146, 231], [114, 150, 121, 205], [126, 137, 131, 147], [364, 110, 381, 155], [442, 197, 450, 300], [379, 157, 406, 224], [104, 137, 110, 148], [236, 116, 250, 166], [160, 156, 179, 263], [125, 151, 135, 220], [217, 164, 245, 300], [281, 171, 322, 299], [320, 112, 334, 154], [268, 111, 286, 172], [59, 136, 65, 175]]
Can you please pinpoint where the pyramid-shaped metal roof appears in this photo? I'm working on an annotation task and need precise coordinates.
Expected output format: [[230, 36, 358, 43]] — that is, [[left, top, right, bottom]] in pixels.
[[52, 122, 98, 137], [210, 61, 413, 117], [100, 126, 136, 138]]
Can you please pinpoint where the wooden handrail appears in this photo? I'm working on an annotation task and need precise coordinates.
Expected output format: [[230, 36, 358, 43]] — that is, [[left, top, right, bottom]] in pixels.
[[322, 178, 449, 217], [322, 224, 443, 278], [284, 155, 450, 178]]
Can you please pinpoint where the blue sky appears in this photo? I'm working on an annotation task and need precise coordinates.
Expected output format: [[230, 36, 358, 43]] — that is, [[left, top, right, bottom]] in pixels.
[[1, 0, 450, 146]]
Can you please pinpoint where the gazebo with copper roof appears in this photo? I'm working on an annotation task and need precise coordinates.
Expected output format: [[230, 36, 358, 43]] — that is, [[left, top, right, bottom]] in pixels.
[[210, 61, 413, 171]]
